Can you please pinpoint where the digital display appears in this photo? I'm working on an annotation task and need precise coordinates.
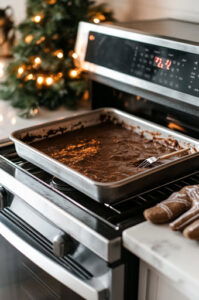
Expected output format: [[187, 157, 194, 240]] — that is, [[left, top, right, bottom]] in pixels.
[[85, 31, 199, 97], [154, 56, 172, 70]]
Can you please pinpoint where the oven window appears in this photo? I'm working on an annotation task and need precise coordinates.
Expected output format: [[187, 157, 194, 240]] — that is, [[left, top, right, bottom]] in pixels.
[[0, 235, 84, 300]]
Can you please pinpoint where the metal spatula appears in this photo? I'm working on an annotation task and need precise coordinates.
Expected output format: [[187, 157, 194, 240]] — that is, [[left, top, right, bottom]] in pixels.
[[138, 148, 190, 168]]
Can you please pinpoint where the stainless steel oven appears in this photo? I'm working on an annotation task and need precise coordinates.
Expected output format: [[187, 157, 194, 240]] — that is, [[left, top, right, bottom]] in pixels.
[[1, 18, 199, 300]]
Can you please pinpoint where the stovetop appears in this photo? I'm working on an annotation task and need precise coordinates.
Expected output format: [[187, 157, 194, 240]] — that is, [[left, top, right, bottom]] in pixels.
[[1, 142, 199, 233]]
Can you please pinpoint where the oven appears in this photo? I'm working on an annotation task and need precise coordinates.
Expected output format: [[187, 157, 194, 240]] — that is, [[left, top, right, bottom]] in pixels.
[[1, 18, 199, 300]]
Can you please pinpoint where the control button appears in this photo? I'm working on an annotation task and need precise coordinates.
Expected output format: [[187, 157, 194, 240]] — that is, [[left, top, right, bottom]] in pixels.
[[53, 234, 77, 257]]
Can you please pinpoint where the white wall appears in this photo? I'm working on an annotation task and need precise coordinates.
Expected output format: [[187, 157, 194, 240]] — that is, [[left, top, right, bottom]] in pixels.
[[1, 0, 26, 24], [96, 0, 134, 21], [2, 0, 199, 25], [132, 0, 199, 22]]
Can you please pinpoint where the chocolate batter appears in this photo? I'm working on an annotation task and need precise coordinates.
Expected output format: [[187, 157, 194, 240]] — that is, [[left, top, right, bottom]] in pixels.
[[31, 122, 179, 183]]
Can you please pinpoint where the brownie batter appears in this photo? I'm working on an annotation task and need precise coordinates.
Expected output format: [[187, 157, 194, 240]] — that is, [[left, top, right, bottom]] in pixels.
[[31, 122, 179, 183]]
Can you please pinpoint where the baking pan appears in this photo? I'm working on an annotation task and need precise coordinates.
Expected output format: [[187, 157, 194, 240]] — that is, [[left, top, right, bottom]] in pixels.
[[10, 108, 199, 203]]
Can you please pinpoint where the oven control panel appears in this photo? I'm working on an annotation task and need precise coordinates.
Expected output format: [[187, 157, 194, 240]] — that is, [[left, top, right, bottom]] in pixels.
[[75, 21, 199, 109], [85, 32, 199, 98]]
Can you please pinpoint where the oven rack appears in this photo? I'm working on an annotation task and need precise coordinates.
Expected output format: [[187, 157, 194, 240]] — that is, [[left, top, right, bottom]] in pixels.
[[1, 144, 199, 231]]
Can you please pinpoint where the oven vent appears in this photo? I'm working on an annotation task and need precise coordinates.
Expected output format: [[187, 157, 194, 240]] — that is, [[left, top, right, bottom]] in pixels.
[[0, 208, 93, 281]]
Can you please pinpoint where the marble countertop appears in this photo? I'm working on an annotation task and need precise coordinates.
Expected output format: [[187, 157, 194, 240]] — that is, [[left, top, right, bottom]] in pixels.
[[123, 222, 199, 300], [0, 100, 89, 141]]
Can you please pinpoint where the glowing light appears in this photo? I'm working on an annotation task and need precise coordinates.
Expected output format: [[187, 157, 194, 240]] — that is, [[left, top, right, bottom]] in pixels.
[[69, 68, 80, 78], [37, 76, 44, 85], [32, 15, 42, 23], [54, 72, 63, 81], [57, 72, 63, 78], [17, 66, 25, 76], [54, 49, 64, 59], [89, 34, 95, 41], [25, 73, 34, 81], [46, 76, 54, 86], [168, 122, 186, 132], [25, 34, 34, 44], [36, 36, 45, 44], [46, 0, 57, 4], [93, 18, 100, 24], [34, 57, 41, 65], [72, 52, 78, 59], [57, 52, 63, 59]]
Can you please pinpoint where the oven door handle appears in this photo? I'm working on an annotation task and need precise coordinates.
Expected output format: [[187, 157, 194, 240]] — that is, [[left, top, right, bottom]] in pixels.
[[0, 219, 109, 300]]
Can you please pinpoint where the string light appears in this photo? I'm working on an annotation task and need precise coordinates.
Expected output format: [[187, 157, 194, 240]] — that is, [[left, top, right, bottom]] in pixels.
[[46, 76, 54, 86], [93, 18, 100, 24], [54, 72, 63, 81], [34, 56, 42, 65], [54, 49, 64, 59], [25, 34, 34, 44], [37, 75, 44, 85], [92, 14, 106, 24], [46, 0, 57, 4], [25, 73, 34, 81], [17, 66, 25, 77], [69, 68, 81, 78], [36, 36, 45, 44], [72, 52, 78, 59], [32, 15, 43, 23]]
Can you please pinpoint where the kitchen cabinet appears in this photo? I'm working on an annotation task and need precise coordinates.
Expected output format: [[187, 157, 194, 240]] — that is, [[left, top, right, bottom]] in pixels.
[[138, 261, 189, 300]]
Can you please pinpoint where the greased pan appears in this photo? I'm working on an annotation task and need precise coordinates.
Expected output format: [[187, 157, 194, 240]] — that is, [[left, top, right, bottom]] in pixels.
[[10, 108, 199, 203]]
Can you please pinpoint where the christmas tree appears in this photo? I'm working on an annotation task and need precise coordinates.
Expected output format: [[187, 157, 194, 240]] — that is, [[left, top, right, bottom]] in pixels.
[[0, 0, 114, 117]]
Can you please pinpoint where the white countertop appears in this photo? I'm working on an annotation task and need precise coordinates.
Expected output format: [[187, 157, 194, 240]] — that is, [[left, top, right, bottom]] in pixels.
[[0, 100, 88, 141], [123, 222, 199, 300]]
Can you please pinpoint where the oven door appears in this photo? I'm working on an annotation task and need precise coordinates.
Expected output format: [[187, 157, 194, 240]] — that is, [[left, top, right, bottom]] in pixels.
[[0, 203, 123, 300]]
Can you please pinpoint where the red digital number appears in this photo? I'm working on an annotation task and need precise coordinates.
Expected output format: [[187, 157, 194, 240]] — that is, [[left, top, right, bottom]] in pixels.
[[165, 59, 172, 70], [154, 56, 172, 70], [154, 56, 163, 69]]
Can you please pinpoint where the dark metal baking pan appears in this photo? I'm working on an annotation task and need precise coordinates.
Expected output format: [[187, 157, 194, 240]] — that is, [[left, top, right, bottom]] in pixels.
[[10, 108, 199, 203]]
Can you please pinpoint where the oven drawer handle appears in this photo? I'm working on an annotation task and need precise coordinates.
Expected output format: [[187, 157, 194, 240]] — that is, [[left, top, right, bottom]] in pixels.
[[0, 220, 109, 300]]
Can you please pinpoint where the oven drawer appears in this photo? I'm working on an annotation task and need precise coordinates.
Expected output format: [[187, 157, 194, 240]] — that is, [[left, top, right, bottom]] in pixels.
[[0, 205, 124, 300]]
